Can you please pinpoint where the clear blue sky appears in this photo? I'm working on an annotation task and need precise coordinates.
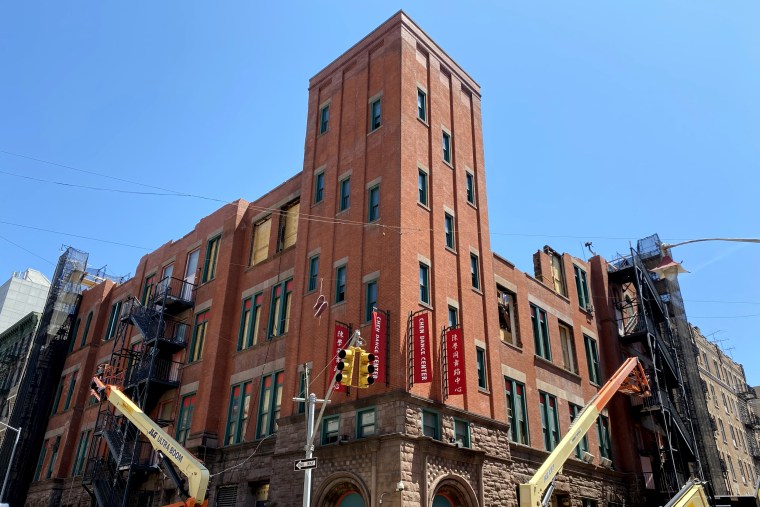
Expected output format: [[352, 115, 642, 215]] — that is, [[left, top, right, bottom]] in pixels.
[[1, 2, 758, 383]]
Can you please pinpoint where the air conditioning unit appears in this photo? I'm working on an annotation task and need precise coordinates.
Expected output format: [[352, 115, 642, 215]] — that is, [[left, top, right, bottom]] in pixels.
[[585, 303, 595, 314], [600, 457, 613, 468], [581, 452, 595, 464]]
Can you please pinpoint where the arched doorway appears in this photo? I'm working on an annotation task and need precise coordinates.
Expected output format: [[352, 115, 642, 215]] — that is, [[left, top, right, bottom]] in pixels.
[[338, 492, 365, 507], [429, 474, 479, 507], [313, 472, 370, 507]]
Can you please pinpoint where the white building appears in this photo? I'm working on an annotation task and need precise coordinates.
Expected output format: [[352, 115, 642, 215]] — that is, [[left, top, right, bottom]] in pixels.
[[0, 269, 50, 334]]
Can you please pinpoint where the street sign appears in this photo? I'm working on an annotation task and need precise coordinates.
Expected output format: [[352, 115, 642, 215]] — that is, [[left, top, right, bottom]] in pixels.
[[294, 458, 318, 471]]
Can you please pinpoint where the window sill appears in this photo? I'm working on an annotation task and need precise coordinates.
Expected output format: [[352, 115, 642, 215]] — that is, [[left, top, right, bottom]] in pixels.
[[419, 301, 433, 311], [332, 301, 347, 309], [445, 246, 457, 255], [318, 129, 329, 137], [336, 208, 350, 217], [443, 159, 454, 169], [471, 287, 483, 296], [368, 125, 383, 136], [477, 387, 490, 395], [417, 201, 430, 212], [501, 341, 524, 353], [466, 200, 477, 210], [417, 117, 429, 127], [311, 199, 324, 209]]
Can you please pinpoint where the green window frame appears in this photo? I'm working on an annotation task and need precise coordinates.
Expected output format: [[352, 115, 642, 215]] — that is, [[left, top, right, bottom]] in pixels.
[[319, 104, 330, 134], [46, 435, 60, 479], [269, 279, 293, 337], [418, 170, 428, 205], [539, 391, 560, 451], [202, 235, 221, 283], [34, 439, 48, 481], [357, 408, 376, 439], [531, 304, 551, 360], [370, 97, 382, 131], [72, 429, 91, 476], [80, 311, 92, 348], [465, 172, 475, 204], [417, 88, 427, 122], [238, 294, 263, 350], [368, 185, 380, 222], [297, 371, 306, 414], [454, 418, 470, 448], [505, 377, 529, 445], [569, 403, 589, 459], [597, 414, 612, 459], [63, 371, 78, 411], [176, 393, 196, 445], [104, 300, 122, 341], [322, 415, 340, 445], [314, 172, 325, 203], [68, 317, 81, 352], [584, 335, 601, 385], [419, 263, 430, 304], [225, 381, 252, 445], [51, 378, 64, 415], [442, 130, 452, 163], [339, 178, 350, 211], [335, 266, 346, 304], [574, 265, 591, 310], [189, 310, 209, 363], [256, 371, 284, 438], [422, 410, 440, 440], [476, 347, 487, 389], [448, 306, 458, 327], [444, 213, 455, 249], [470, 253, 480, 289], [365, 279, 378, 322], [308, 255, 319, 292], [142, 273, 156, 304]]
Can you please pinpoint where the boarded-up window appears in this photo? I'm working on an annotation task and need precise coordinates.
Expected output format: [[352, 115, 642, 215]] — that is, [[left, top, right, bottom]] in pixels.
[[216, 485, 238, 507], [278, 201, 300, 251], [251, 217, 271, 265]]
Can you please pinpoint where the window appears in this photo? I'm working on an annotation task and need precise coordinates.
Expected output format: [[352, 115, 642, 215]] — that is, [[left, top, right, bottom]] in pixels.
[[574, 265, 591, 311], [63, 371, 78, 411], [46, 436, 60, 479], [335, 266, 346, 304], [238, 294, 263, 350], [505, 377, 529, 444], [597, 414, 612, 459], [584, 335, 601, 384], [269, 280, 293, 337], [72, 429, 91, 476], [549, 253, 567, 296], [50, 378, 64, 415], [465, 172, 475, 204], [711, 384, 718, 406], [68, 317, 80, 352], [454, 419, 470, 448], [540, 392, 560, 451], [80, 311, 92, 348], [497, 287, 519, 347], [417, 88, 427, 122], [297, 372, 306, 414], [570, 403, 589, 458], [448, 306, 458, 327], [34, 439, 48, 481], [422, 410, 440, 440], [202, 235, 221, 283], [418, 170, 428, 206], [365, 280, 378, 322], [476, 347, 487, 390], [257, 371, 284, 438], [531, 304, 551, 361], [722, 392, 729, 414], [730, 425, 738, 448], [442, 131, 451, 163], [370, 98, 381, 131], [251, 217, 272, 265], [319, 104, 329, 134], [582, 500, 598, 507], [444, 213, 455, 250], [104, 300, 122, 341], [719, 418, 727, 443], [419, 263, 430, 305], [314, 172, 325, 203], [176, 393, 196, 445], [278, 201, 300, 251], [559, 323, 578, 374], [308, 255, 319, 292], [142, 273, 156, 304], [357, 408, 376, 438], [189, 310, 209, 363], [339, 178, 350, 211], [368, 185, 380, 222], [470, 253, 480, 290], [321, 416, 340, 445], [225, 381, 252, 445]]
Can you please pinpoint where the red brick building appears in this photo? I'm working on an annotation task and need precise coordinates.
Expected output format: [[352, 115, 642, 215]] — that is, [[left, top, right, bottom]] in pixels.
[[26, 12, 647, 507]]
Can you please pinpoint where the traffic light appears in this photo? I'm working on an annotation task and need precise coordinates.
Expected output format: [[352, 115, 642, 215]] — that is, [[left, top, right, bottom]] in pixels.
[[357, 351, 376, 388], [336, 347, 355, 386]]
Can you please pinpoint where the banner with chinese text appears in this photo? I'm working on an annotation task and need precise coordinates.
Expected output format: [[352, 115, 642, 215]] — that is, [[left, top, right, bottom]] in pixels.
[[445, 327, 466, 395]]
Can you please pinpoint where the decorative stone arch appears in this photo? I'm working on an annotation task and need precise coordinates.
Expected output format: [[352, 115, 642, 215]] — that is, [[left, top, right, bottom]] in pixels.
[[313, 471, 371, 507], [428, 473, 480, 507]]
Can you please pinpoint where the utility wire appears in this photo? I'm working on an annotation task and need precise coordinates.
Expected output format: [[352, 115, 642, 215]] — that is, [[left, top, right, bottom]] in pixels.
[[0, 170, 192, 197], [0, 220, 152, 250], [0, 233, 56, 265]]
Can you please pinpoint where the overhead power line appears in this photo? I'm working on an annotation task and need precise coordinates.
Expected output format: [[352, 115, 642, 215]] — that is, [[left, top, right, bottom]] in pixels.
[[0, 220, 151, 250]]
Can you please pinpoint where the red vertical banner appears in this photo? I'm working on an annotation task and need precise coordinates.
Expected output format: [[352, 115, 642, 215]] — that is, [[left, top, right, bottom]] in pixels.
[[370, 310, 387, 384], [445, 327, 466, 395], [412, 312, 432, 384], [332, 323, 349, 391]]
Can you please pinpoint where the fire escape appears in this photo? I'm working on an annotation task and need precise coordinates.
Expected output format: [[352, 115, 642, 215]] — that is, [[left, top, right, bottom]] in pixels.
[[737, 385, 760, 472], [608, 246, 699, 501], [83, 276, 195, 507]]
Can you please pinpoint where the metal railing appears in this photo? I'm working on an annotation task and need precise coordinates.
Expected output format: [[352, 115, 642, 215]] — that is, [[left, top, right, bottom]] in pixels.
[[153, 276, 196, 306], [127, 357, 182, 386]]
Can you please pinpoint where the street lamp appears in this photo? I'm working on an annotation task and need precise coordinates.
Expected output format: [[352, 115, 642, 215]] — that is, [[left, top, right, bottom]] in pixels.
[[655, 237, 760, 281], [0, 421, 21, 503]]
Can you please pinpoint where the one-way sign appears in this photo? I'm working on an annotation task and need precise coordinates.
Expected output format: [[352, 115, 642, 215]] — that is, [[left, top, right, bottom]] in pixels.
[[294, 458, 318, 471]]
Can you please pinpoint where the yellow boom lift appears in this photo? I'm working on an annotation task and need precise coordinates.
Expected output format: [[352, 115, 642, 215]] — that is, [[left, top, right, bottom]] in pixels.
[[91, 377, 209, 507], [519, 357, 652, 507]]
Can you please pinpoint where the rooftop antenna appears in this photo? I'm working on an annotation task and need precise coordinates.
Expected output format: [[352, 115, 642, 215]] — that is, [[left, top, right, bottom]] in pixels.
[[585, 242, 597, 256]]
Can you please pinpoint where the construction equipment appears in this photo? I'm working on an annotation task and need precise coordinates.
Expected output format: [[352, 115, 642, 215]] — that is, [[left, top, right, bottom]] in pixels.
[[519, 356, 652, 507], [90, 377, 209, 507], [664, 479, 712, 507]]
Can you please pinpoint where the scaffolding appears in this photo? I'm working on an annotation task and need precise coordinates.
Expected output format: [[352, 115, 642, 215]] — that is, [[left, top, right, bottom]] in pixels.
[[82, 275, 196, 507]]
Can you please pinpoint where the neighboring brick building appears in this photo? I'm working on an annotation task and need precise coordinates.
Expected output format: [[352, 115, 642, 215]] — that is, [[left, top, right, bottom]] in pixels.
[[692, 325, 758, 495], [22, 12, 712, 507]]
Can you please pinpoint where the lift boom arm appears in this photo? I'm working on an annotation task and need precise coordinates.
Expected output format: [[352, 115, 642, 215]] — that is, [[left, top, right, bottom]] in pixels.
[[92, 377, 209, 507], [519, 357, 651, 507]]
